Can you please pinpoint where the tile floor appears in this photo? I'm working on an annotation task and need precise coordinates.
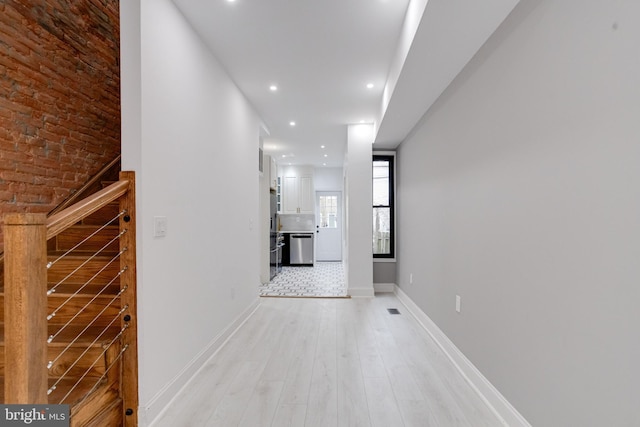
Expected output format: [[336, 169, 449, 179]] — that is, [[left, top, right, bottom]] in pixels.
[[259, 262, 348, 297]]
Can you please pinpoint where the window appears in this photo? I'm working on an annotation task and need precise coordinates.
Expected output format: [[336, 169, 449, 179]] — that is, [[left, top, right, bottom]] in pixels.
[[319, 195, 338, 228], [373, 154, 394, 258]]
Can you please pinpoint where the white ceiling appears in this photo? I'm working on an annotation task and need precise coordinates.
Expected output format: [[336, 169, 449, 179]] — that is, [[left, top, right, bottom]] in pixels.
[[172, 0, 521, 167]]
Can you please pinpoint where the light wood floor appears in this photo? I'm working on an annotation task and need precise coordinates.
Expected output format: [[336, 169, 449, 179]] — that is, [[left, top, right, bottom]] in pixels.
[[152, 294, 501, 426]]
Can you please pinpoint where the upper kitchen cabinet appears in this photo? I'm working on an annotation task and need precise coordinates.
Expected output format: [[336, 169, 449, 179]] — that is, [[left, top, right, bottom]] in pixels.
[[281, 165, 314, 214]]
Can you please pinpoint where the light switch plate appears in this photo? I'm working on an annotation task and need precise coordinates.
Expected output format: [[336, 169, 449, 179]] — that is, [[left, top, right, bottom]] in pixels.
[[154, 216, 167, 237], [455, 295, 461, 313]]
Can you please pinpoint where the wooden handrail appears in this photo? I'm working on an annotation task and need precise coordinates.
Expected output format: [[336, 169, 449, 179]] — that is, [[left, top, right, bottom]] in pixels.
[[49, 155, 121, 216], [0, 155, 121, 266], [47, 179, 129, 239]]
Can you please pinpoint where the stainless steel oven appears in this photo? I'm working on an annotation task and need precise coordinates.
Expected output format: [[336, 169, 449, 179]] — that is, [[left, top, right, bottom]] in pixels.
[[269, 191, 283, 280], [270, 232, 284, 280], [269, 234, 277, 281], [276, 233, 284, 274]]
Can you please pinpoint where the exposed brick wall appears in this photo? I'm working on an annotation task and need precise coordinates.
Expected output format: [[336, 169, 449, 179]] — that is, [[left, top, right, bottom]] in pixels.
[[0, 0, 120, 251]]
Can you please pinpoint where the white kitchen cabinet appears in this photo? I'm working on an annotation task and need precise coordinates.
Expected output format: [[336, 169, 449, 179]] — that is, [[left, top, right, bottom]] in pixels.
[[282, 175, 298, 214], [281, 166, 314, 214], [298, 175, 314, 213], [276, 176, 282, 213]]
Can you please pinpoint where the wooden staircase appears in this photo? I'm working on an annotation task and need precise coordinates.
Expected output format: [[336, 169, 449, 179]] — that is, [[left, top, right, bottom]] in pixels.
[[1, 169, 138, 426]]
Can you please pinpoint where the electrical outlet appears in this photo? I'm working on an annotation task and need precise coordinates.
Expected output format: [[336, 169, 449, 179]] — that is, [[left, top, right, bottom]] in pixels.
[[409, 273, 413, 285], [456, 295, 461, 313]]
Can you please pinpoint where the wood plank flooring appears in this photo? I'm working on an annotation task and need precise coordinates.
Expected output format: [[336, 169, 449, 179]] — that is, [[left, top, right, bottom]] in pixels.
[[152, 294, 501, 427]]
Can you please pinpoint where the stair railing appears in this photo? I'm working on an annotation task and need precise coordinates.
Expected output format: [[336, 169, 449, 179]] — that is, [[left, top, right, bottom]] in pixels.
[[3, 171, 138, 426]]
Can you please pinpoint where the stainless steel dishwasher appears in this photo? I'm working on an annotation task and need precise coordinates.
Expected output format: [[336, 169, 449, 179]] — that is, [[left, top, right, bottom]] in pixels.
[[289, 233, 314, 265]]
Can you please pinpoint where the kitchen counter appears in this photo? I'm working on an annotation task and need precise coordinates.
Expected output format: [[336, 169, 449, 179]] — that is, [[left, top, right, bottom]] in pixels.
[[279, 230, 314, 233]]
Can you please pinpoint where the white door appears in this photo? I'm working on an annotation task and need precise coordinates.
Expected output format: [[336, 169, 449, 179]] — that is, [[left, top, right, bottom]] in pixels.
[[316, 191, 342, 261]]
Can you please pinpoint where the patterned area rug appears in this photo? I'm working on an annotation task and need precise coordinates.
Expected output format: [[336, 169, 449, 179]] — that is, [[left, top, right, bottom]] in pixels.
[[260, 262, 348, 297]]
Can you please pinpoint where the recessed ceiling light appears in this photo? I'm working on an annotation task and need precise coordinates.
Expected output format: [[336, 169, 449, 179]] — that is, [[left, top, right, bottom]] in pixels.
[[324, 154, 328, 158], [282, 154, 286, 158], [360, 120, 366, 123], [269, 85, 278, 91], [366, 83, 374, 89], [323, 163, 327, 166], [289, 121, 296, 126], [227, 0, 236, 3], [321, 145, 325, 149]]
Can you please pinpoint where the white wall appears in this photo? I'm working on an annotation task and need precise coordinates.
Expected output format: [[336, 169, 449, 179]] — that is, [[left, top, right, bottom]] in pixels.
[[345, 125, 374, 297], [373, 262, 395, 284], [314, 167, 344, 192], [396, 1, 640, 425], [260, 154, 271, 284], [121, 1, 262, 423], [120, 1, 141, 172]]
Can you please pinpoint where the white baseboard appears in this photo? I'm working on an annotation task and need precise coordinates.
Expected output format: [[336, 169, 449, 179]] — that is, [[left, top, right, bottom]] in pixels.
[[143, 298, 260, 426], [373, 282, 396, 293], [394, 286, 531, 427]]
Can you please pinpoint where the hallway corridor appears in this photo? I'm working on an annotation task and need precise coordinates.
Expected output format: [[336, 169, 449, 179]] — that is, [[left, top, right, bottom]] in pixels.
[[152, 294, 501, 426]]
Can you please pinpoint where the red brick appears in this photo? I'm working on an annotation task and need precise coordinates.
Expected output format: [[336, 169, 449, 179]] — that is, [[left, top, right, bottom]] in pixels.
[[0, 170, 34, 183], [0, 0, 120, 244], [15, 162, 47, 176], [0, 150, 28, 162]]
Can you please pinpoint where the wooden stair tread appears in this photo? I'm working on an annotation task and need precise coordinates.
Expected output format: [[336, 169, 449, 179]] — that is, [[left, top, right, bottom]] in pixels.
[[47, 256, 123, 287], [1, 324, 121, 381], [47, 283, 121, 296], [47, 249, 121, 257], [47, 253, 120, 259], [48, 325, 122, 347], [0, 376, 115, 406], [50, 378, 109, 405], [47, 253, 123, 266], [73, 393, 122, 427], [0, 324, 121, 347], [0, 295, 122, 329], [51, 226, 121, 254], [57, 224, 119, 229]]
